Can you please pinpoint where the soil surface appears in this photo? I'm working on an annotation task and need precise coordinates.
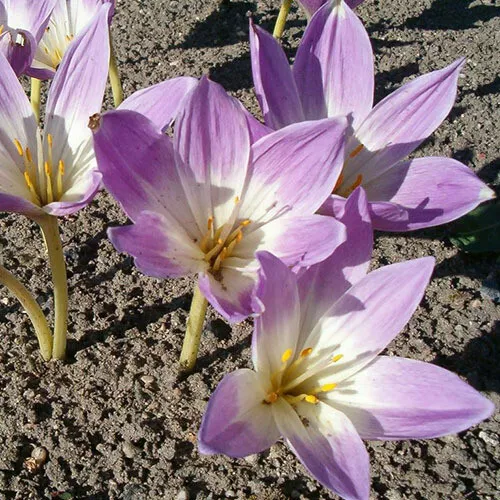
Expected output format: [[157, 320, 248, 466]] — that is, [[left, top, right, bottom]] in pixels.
[[1, 0, 499, 499]]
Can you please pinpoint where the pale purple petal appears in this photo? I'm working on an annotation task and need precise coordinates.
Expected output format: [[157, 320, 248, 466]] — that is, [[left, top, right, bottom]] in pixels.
[[273, 398, 370, 500], [293, 0, 373, 128], [175, 77, 251, 228], [240, 104, 273, 143], [198, 269, 255, 323], [118, 77, 198, 132], [240, 117, 347, 224], [345, 58, 465, 183], [198, 369, 280, 457], [92, 110, 199, 237], [305, 257, 435, 382], [330, 356, 495, 440], [108, 211, 205, 279], [363, 157, 496, 231], [0, 192, 43, 218], [298, 188, 372, 342], [0, 29, 35, 76], [3, 0, 56, 42], [249, 20, 304, 129], [251, 252, 301, 377]]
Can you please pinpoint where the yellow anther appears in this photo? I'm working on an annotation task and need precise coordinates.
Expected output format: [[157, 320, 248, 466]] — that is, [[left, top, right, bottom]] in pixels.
[[0, 25, 4, 35], [241, 219, 251, 226], [301, 347, 313, 357], [44, 161, 51, 177], [47, 134, 53, 148], [217, 238, 223, 246], [349, 143, 364, 158], [25, 147, 32, 163], [234, 196, 240, 204], [24, 172, 40, 205], [332, 173, 344, 193], [236, 231, 243, 242], [265, 392, 279, 404], [13, 139, 24, 157], [281, 349, 293, 363], [332, 354, 344, 363], [321, 383, 337, 392], [58, 159, 65, 176], [57, 160, 65, 199], [305, 395, 319, 404], [212, 247, 228, 272], [207, 216, 213, 231], [44, 162, 54, 203]]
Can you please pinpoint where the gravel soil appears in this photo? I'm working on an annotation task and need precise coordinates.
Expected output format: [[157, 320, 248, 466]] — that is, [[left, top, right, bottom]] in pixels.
[[0, 0, 499, 498]]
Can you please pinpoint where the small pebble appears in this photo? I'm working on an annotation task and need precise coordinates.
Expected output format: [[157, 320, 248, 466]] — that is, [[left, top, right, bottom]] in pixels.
[[141, 375, 155, 386], [122, 441, 139, 459], [176, 488, 189, 500]]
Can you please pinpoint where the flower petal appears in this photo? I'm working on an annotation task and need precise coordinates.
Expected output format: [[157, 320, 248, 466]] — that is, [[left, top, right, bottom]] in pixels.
[[273, 398, 370, 500], [329, 356, 495, 440], [198, 369, 280, 457], [175, 77, 251, 228], [0, 191, 42, 217], [198, 268, 255, 323], [293, 0, 374, 128], [240, 117, 347, 224], [3, 0, 56, 41], [305, 257, 435, 382], [345, 58, 465, 185], [298, 188, 372, 343], [363, 157, 496, 231], [118, 76, 198, 132], [92, 109, 199, 238], [108, 210, 205, 279], [0, 29, 35, 76], [249, 20, 304, 129], [251, 252, 301, 377]]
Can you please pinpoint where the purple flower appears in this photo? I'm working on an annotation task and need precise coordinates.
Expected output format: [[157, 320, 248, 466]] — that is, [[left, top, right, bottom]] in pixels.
[[0, 0, 56, 75], [29, 0, 115, 79], [198, 188, 494, 499], [298, 0, 365, 18], [92, 77, 348, 322], [0, 4, 110, 218], [250, 1, 495, 231]]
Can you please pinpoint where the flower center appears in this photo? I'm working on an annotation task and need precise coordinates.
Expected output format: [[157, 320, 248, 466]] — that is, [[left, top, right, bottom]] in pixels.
[[40, 26, 74, 68], [264, 348, 344, 406], [13, 135, 65, 206], [332, 143, 364, 197]]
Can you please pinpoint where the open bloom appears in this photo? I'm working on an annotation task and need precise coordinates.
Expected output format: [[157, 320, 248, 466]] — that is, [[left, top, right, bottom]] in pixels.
[[92, 77, 348, 322], [29, 0, 115, 79], [250, 0, 495, 231], [199, 188, 494, 499], [0, 0, 56, 75], [0, 4, 110, 219]]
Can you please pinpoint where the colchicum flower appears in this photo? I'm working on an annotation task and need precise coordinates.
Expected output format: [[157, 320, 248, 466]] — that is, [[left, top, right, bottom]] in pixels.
[[199, 188, 494, 499], [92, 77, 348, 322], [250, 0, 495, 231], [0, 4, 110, 218], [29, 0, 115, 79], [0, 0, 56, 75]]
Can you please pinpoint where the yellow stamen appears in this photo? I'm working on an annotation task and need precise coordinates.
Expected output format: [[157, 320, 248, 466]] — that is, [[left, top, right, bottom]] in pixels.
[[332, 173, 344, 193], [281, 348, 293, 363], [265, 392, 279, 404], [44, 161, 54, 203], [24, 172, 40, 205], [57, 160, 65, 200], [13, 139, 24, 157], [212, 247, 227, 272], [320, 383, 337, 392], [234, 196, 240, 204], [332, 354, 344, 363], [304, 395, 319, 404], [349, 143, 364, 158], [301, 347, 313, 357], [344, 174, 363, 197], [241, 219, 251, 226], [207, 216, 213, 231], [0, 25, 4, 35], [25, 147, 32, 163]]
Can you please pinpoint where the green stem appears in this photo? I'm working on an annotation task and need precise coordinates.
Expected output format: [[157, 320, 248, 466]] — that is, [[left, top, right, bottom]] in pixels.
[[109, 36, 123, 107], [0, 264, 52, 361], [179, 283, 208, 373], [273, 0, 292, 39], [30, 78, 41, 123], [38, 215, 68, 360]]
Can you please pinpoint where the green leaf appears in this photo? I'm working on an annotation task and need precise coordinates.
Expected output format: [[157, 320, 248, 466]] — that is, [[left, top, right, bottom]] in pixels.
[[450, 203, 500, 253]]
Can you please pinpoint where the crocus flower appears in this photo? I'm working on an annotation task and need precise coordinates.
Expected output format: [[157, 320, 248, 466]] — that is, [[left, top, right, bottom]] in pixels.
[[29, 0, 115, 80], [199, 188, 494, 499], [250, 0, 495, 231], [92, 77, 348, 322], [298, 0, 365, 18], [0, 4, 110, 218], [0, 0, 56, 75]]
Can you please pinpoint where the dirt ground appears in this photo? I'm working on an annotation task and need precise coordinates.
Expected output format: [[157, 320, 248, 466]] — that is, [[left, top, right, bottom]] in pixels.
[[0, 0, 499, 498]]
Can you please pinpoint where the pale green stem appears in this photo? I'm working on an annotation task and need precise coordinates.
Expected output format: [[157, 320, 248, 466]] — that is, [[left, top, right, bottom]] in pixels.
[[30, 78, 41, 123], [109, 36, 123, 107], [0, 264, 52, 361], [38, 215, 68, 360], [273, 0, 292, 39], [179, 283, 208, 373]]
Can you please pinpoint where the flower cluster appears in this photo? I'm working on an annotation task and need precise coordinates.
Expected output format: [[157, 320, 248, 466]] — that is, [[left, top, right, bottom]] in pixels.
[[0, 0, 494, 498]]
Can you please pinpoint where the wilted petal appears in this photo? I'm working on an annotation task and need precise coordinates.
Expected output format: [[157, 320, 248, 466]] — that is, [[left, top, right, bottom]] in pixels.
[[241, 118, 347, 224], [119, 77, 198, 132], [330, 356, 495, 440], [363, 157, 496, 231], [293, 0, 373, 128], [273, 398, 370, 500], [251, 252, 301, 377], [305, 257, 435, 382], [249, 20, 304, 129], [109, 211, 205, 279], [199, 369, 280, 457], [175, 77, 251, 229], [345, 59, 465, 184], [298, 188, 372, 341]]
